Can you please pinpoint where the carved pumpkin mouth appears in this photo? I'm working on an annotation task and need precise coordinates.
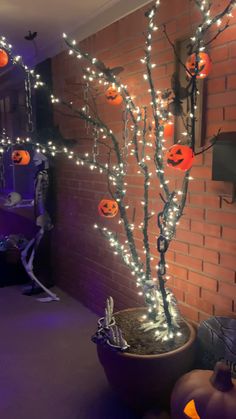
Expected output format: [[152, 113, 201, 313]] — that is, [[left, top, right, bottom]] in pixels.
[[13, 156, 22, 163], [101, 207, 114, 217], [167, 158, 184, 166], [106, 94, 118, 101]]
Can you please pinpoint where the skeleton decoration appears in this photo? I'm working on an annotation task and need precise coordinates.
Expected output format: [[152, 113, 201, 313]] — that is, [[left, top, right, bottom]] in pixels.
[[92, 296, 130, 351], [4, 191, 22, 207], [21, 150, 59, 302]]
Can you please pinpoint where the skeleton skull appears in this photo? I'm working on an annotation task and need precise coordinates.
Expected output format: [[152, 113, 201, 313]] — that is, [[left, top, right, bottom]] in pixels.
[[5, 192, 22, 207]]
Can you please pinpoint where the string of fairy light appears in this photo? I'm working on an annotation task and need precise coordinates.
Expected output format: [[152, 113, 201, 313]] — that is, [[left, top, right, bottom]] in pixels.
[[0, 0, 235, 340]]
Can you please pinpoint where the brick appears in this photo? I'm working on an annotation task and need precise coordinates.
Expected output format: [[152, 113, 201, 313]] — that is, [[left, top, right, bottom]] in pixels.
[[174, 278, 200, 297], [178, 218, 190, 230], [189, 180, 205, 193], [210, 46, 229, 63], [218, 282, 236, 299], [191, 166, 212, 179], [185, 294, 213, 315], [203, 151, 212, 167], [176, 253, 203, 272], [220, 253, 236, 271], [184, 206, 205, 221], [222, 226, 236, 242], [211, 24, 236, 46], [208, 91, 236, 108], [210, 59, 236, 78], [201, 289, 233, 312], [203, 262, 235, 284], [175, 229, 204, 246], [188, 271, 218, 292], [205, 180, 233, 196], [170, 240, 189, 254], [168, 286, 184, 302], [191, 221, 221, 237], [207, 77, 226, 94], [189, 244, 219, 264], [208, 121, 236, 138], [229, 42, 236, 58], [189, 194, 221, 209], [225, 106, 236, 120], [206, 108, 224, 121], [179, 303, 199, 322], [205, 236, 236, 255], [206, 209, 236, 226], [168, 263, 188, 281], [214, 306, 234, 316], [227, 74, 236, 90]]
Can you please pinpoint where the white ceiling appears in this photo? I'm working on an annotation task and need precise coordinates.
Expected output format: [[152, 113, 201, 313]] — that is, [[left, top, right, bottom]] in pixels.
[[1, 0, 151, 65]]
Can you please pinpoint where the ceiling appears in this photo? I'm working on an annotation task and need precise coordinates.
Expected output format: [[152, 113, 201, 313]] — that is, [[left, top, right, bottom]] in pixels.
[[1, 0, 151, 65]]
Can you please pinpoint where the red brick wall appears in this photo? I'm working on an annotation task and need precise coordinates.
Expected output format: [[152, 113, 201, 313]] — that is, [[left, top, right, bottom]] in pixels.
[[51, 0, 236, 322]]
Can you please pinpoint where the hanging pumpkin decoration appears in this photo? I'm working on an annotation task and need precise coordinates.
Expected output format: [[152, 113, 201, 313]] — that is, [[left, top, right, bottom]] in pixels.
[[0, 49, 9, 68], [166, 144, 194, 171], [171, 362, 236, 419], [12, 150, 31, 165], [105, 85, 123, 105], [98, 199, 119, 218], [186, 52, 212, 79]]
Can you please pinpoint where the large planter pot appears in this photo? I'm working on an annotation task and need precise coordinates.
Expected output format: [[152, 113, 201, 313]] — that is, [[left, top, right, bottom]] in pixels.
[[96, 308, 196, 413]]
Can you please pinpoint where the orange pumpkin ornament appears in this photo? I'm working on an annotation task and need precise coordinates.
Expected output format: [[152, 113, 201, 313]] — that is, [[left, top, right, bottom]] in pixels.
[[163, 122, 174, 138], [12, 150, 31, 165], [0, 49, 9, 67], [105, 85, 123, 106], [171, 362, 236, 419], [98, 199, 119, 218], [166, 144, 194, 171], [186, 52, 212, 79]]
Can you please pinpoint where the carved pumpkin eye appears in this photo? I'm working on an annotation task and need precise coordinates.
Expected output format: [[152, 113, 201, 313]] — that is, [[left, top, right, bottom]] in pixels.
[[184, 399, 200, 419], [98, 199, 119, 218], [166, 144, 194, 171], [105, 85, 123, 106], [12, 150, 31, 165], [186, 52, 212, 79]]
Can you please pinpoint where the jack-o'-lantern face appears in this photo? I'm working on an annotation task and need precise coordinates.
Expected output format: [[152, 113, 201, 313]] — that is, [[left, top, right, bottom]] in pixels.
[[166, 144, 194, 171], [105, 85, 123, 105], [12, 150, 31, 165], [98, 199, 119, 218], [186, 52, 212, 79]]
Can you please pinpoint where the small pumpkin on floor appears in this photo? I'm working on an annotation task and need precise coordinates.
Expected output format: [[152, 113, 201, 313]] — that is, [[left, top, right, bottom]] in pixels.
[[171, 361, 236, 419]]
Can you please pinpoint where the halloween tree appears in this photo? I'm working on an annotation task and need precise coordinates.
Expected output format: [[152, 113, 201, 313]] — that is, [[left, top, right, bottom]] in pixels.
[[1, 0, 235, 345], [53, 0, 235, 345]]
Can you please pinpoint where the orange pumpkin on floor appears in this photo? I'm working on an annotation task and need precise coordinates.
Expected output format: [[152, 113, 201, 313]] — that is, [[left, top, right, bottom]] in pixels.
[[171, 362, 236, 419], [12, 150, 31, 165], [0, 49, 9, 67], [166, 144, 194, 171], [98, 199, 119, 218], [186, 52, 212, 79], [105, 85, 123, 105]]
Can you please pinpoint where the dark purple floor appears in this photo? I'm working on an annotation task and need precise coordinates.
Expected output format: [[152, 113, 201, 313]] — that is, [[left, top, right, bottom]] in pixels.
[[0, 286, 140, 419]]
